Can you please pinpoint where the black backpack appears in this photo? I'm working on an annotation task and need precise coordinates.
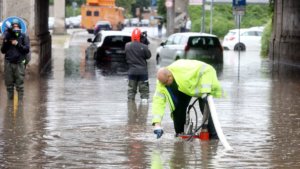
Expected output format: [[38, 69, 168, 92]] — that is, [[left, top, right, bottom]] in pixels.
[[20, 34, 31, 65]]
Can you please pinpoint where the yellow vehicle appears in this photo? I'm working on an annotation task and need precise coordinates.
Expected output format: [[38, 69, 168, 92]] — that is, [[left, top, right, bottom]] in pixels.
[[81, 0, 124, 33]]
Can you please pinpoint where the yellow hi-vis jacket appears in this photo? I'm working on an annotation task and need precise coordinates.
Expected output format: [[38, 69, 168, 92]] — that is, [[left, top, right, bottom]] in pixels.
[[152, 59, 223, 124]]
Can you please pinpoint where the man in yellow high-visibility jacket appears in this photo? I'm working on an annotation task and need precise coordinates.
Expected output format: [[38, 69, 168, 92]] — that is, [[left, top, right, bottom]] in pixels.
[[152, 59, 223, 139]]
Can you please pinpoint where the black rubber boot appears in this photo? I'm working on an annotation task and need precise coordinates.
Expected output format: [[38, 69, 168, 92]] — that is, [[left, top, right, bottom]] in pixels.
[[7, 91, 14, 100]]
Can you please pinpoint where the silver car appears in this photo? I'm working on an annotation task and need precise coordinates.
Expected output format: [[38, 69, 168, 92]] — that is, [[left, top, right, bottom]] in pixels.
[[156, 32, 223, 65]]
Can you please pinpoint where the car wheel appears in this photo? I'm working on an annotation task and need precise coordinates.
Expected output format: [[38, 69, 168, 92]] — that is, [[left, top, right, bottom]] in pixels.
[[85, 50, 89, 59], [234, 43, 246, 51], [93, 52, 98, 60]]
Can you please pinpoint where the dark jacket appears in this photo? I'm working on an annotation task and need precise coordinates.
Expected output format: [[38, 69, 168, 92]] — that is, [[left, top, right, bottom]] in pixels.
[[1, 32, 30, 63], [125, 41, 151, 75]]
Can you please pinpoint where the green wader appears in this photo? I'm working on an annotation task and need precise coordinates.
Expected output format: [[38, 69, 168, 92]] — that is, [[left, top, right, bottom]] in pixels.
[[4, 61, 25, 100], [128, 74, 149, 100]]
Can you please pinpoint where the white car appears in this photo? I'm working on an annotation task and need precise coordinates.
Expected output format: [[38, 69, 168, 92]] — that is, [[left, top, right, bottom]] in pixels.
[[140, 19, 150, 27], [156, 32, 223, 65], [123, 19, 129, 27], [222, 27, 263, 51], [67, 15, 81, 28], [48, 17, 55, 29], [130, 18, 139, 27]]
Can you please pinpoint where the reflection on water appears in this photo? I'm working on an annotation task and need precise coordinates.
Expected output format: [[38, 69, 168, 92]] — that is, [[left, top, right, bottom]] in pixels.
[[150, 140, 220, 169], [0, 76, 48, 168], [95, 61, 128, 76], [0, 32, 300, 168], [127, 101, 148, 125]]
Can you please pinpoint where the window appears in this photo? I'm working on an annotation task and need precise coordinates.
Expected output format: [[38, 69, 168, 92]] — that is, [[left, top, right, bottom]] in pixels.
[[256, 31, 262, 36], [166, 35, 175, 45], [86, 10, 92, 16], [94, 11, 99, 16], [180, 36, 188, 45], [188, 37, 205, 47], [93, 34, 102, 42], [173, 35, 182, 45], [103, 36, 131, 47], [242, 31, 256, 36], [188, 36, 220, 48]]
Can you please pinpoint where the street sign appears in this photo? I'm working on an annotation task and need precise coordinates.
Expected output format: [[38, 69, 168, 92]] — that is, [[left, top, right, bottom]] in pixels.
[[233, 0, 246, 15], [165, 0, 173, 8], [233, 0, 246, 6], [1, 16, 27, 34], [151, 0, 157, 6], [189, 0, 203, 5]]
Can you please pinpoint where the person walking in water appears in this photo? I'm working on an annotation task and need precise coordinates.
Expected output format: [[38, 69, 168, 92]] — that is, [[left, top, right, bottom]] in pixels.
[[125, 28, 152, 103]]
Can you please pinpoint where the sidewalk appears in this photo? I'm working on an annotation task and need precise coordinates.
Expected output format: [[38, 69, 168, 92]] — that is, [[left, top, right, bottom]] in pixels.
[[51, 28, 83, 49]]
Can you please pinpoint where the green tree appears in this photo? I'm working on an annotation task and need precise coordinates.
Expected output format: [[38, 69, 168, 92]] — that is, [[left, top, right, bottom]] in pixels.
[[131, 0, 151, 17], [157, 0, 166, 22], [66, 5, 81, 17], [260, 19, 272, 57], [116, 0, 137, 17], [188, 4, 271, 38]]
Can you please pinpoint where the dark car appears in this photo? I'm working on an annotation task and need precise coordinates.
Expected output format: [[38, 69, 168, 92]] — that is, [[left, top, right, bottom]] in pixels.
[[86, 30, 132, 63], [94, 21, 112, 35]]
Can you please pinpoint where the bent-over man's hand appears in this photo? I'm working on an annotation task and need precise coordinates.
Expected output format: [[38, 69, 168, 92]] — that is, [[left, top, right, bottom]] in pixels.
[[153, 124, 164, 139]]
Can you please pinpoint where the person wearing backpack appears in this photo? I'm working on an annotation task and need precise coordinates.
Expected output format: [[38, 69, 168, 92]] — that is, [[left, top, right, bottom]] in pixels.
[[1, 19, 30, 101]]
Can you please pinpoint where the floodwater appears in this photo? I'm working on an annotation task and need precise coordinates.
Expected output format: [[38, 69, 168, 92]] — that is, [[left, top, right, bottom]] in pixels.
[[0, 29, 300, 168]]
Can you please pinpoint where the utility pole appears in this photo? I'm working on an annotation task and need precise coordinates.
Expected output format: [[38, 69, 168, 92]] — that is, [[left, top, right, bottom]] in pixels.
[[210, 0, 213, 34], [0, 0, 2, 20], [166, 0, 175, 36], [201, 0, 206, 33]]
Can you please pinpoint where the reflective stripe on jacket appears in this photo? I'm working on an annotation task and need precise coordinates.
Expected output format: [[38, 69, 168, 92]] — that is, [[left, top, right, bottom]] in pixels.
[[152, 59, 223, 124]]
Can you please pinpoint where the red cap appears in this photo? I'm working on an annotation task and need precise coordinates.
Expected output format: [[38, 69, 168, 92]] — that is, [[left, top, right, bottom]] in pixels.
[[131, 28, 141, 42]]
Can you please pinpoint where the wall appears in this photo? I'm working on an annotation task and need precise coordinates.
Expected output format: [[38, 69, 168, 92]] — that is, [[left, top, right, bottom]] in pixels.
[[270, 0, 300, 74]]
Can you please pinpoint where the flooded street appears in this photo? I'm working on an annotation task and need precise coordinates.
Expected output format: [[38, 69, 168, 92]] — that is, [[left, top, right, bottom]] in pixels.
[[0, 29, 300, 168]]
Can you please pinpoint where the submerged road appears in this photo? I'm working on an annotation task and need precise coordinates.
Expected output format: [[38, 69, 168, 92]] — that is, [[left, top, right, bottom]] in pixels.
[[0, 28, 299, 168]]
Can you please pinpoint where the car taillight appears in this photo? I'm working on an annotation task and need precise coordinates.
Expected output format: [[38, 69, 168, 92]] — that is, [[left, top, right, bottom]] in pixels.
[[184, 45, 190, 52], [229, 36, 235, 41]]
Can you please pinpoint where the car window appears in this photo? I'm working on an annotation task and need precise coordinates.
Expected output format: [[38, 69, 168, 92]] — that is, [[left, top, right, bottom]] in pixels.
[[188, 36, 220, 48], [103, 36, 131, 47], [180, 36, 188, 45], [173, 35, 182, 45], [188, 37, 205, 47], [97, 24, 111, 30], [208, 37, 221, 48], [166, 35, 175, 45], [227, 31, 236, 36], [256, 31, 262, 36], [242, 31, 256, 36], [93, 34, 102, 42]]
